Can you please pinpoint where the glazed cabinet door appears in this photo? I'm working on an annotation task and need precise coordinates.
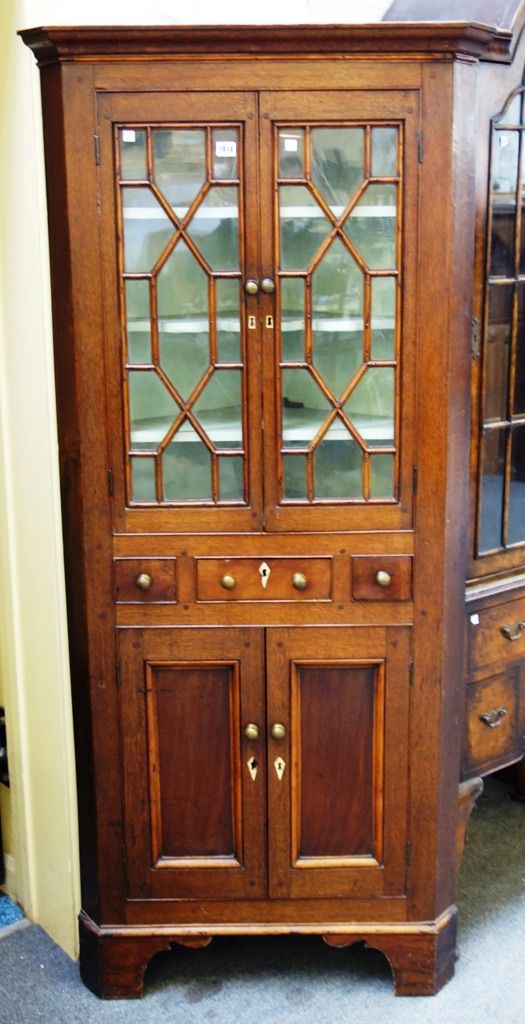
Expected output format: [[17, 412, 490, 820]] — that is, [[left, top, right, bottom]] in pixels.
[[266, 626, 411, 899], [118, 627, 267, 900]]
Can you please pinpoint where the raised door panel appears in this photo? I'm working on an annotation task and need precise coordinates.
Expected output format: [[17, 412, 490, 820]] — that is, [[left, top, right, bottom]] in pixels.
[[266, 626, 411, 899], [118, 627, 266, 900]]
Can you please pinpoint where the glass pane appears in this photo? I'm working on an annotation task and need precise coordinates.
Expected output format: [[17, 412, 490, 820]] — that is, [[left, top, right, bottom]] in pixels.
[[345, 367, 395, 448], [485, 283, 512, 421], [280, 186, 327, 271], [219, 455, 243, 501], [280, 278, 305, 362], [131, 456, 156, 502], [346, 184, 397, 270], [515, 283, 525, 415], [193, 370, 242, 449], [311, 128, 364, 214], [187, 187, 239, 271], [371, 277, 396, 360], [120, 129, 146, 179], [212, 129, 238, 180], [157, 241, 210, 399], [216, 280, 241, 363], [129, 371, 177, 450], [371, 127, 398, 177], [479, 428, 506, 553], [314, 422, 362, 499], [490, 130, 518, 277], [312, 238, 364, 397], [370, 453, 394, 498], [163, 424, 211, 501], [505, 92, 522, 125], [125, 279, 151, 364], [508, 425, 525, 544], [122, 187, 175, 273], [283, 454, 307, 500], [152, 129, 206, 216], [282, 369, 331, 447], [279, 129, 304, 179]]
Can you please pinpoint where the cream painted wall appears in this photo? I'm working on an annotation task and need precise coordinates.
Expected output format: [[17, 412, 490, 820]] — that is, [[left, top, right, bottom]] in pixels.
[[0, 0, 396, 960]]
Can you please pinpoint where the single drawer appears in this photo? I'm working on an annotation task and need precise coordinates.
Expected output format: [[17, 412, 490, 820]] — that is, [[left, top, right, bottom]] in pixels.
[[196, 557, 332, 602], [468, 595, 525, 673], [351, 555, 412, 601], [462, 669, 522, 778], [114, 559, 177, 603]]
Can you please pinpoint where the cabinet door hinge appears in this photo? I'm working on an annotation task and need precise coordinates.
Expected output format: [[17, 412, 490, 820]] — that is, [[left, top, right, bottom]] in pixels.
[[94, 134, 100, 166], [115, 662, 121, 689], [108, 468, 114, 497], [409, 659, 414, 687], [471, 317, 481, 360], [405, 840, 412, 866], [412, 465, 418, 496], [417, 131, 424, 164]]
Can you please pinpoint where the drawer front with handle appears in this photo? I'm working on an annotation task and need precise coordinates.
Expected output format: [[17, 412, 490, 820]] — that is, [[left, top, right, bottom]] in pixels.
[[468, 596, 525, 674], [462, 669, 522, 778], [196, 557, 332, 602]]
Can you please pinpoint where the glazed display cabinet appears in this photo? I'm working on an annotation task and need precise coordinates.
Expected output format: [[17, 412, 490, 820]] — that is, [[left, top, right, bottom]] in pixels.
[[21, 0, 525, 999]]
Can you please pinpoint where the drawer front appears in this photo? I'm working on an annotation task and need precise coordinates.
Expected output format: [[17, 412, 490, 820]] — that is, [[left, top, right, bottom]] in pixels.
[[114, 559, 177, 603], [468, 596, 525, 673], [462, 670, 522, 778], [351, 555, 412, 601], [196, 557, 332, 602]]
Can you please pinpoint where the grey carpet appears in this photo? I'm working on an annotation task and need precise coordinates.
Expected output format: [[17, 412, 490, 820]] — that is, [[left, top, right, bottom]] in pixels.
[[0, 775, 523, 1023]]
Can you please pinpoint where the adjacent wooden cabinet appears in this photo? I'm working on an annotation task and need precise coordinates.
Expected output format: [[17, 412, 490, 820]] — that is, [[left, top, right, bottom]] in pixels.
[[21, 5, 525, 1000]]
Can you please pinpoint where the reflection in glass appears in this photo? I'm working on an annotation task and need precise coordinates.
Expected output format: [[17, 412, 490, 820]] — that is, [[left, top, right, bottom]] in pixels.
[[485, 283, 512, 421], [279, 129, 305, 179], [371, 127, 397, 177], [508, 425, 525, 544], [125, 279, 151, 364], [193, 370, 242, 448], [131, 456, 156, 502], [371, 277, 396, 360], [346, 184, 397, 270], [371, 454, 394, 499], [219, 455, 243, 501], [120, 129, 146, 180], [479, 428, 506, 552], [129, 370, 177, 450], [157, 242, 210, 399], [280, 186, 327, 270], [283, 454, 307, 500], [345, 367, 395, 447], [314, 423, 362, 499], [187, 187, 239, 271], [311, 128, 364, 213], [515, 284, 525, 415], [163, 425, 211, 501], [122, 187, 175, 273], [216, 279, 241, 363], [280, 278, 305, 362], [490, 130, 519, 277], [312, 238, 364, 396], [281, 369, 331, 447], [212, 129, 238, 179], [153, 129, 206, 215]]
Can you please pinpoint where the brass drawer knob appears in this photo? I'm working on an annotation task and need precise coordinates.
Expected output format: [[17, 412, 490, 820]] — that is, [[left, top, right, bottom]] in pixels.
[[261, 277, 276, 294], [375, 570, 392, 588], [135, 572, 152, 591], [479, 707, 508, 729], [501, 620, 525, 642], [244, 279, 259, 295], [292, 572, 307, 590], [221, 574, 236, 590], [271, 723, 286, 740], [244, 723, 259, 741]]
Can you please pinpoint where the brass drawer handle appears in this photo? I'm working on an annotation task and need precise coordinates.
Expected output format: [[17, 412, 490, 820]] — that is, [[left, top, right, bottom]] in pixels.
[[479, 707, 508, 729], [500, 621, 525, 642], [271, 723, 286, 740], [135, 572, 152, 591], [244, 723, 259, 741], [221, 574, 236, 590], [292, 572, 307, 590], [375, 570, 392, 588]]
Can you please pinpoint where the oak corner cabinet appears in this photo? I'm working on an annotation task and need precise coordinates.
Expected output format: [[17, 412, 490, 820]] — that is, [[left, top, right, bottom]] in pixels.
[[21, 4, 525, 999]]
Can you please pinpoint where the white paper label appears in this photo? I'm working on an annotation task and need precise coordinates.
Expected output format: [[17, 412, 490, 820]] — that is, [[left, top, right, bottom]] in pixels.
[[215, 141, 237, 157], [122, 129, 136, 143], [284, 138, 299, 152]]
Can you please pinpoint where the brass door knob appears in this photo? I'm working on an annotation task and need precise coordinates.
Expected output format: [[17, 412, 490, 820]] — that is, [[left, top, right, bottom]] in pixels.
[[375, 570, 392, 588], [260, 277, 276, 294], [221, 574, 236, 590], [135, 572, 152, 590], [292, 572, 307, 590], [244, 279, 259, 295], [271, 723, 286, 740], [244, 723, 259, 741]]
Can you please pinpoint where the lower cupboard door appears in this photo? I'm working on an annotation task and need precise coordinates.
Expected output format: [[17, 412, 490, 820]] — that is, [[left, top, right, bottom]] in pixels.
[[118, 627, 267, 900], [266, 626, 411, 900]]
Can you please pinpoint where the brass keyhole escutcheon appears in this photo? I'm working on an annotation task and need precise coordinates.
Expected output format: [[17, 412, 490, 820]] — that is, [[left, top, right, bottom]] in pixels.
[[244, 723, 259, 741], [135, 572, 152, 591], [376, 570, 392, 588], [271, 723, 286, 741], [292, 572, 307, 590], [221, 574, 236, 590]]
